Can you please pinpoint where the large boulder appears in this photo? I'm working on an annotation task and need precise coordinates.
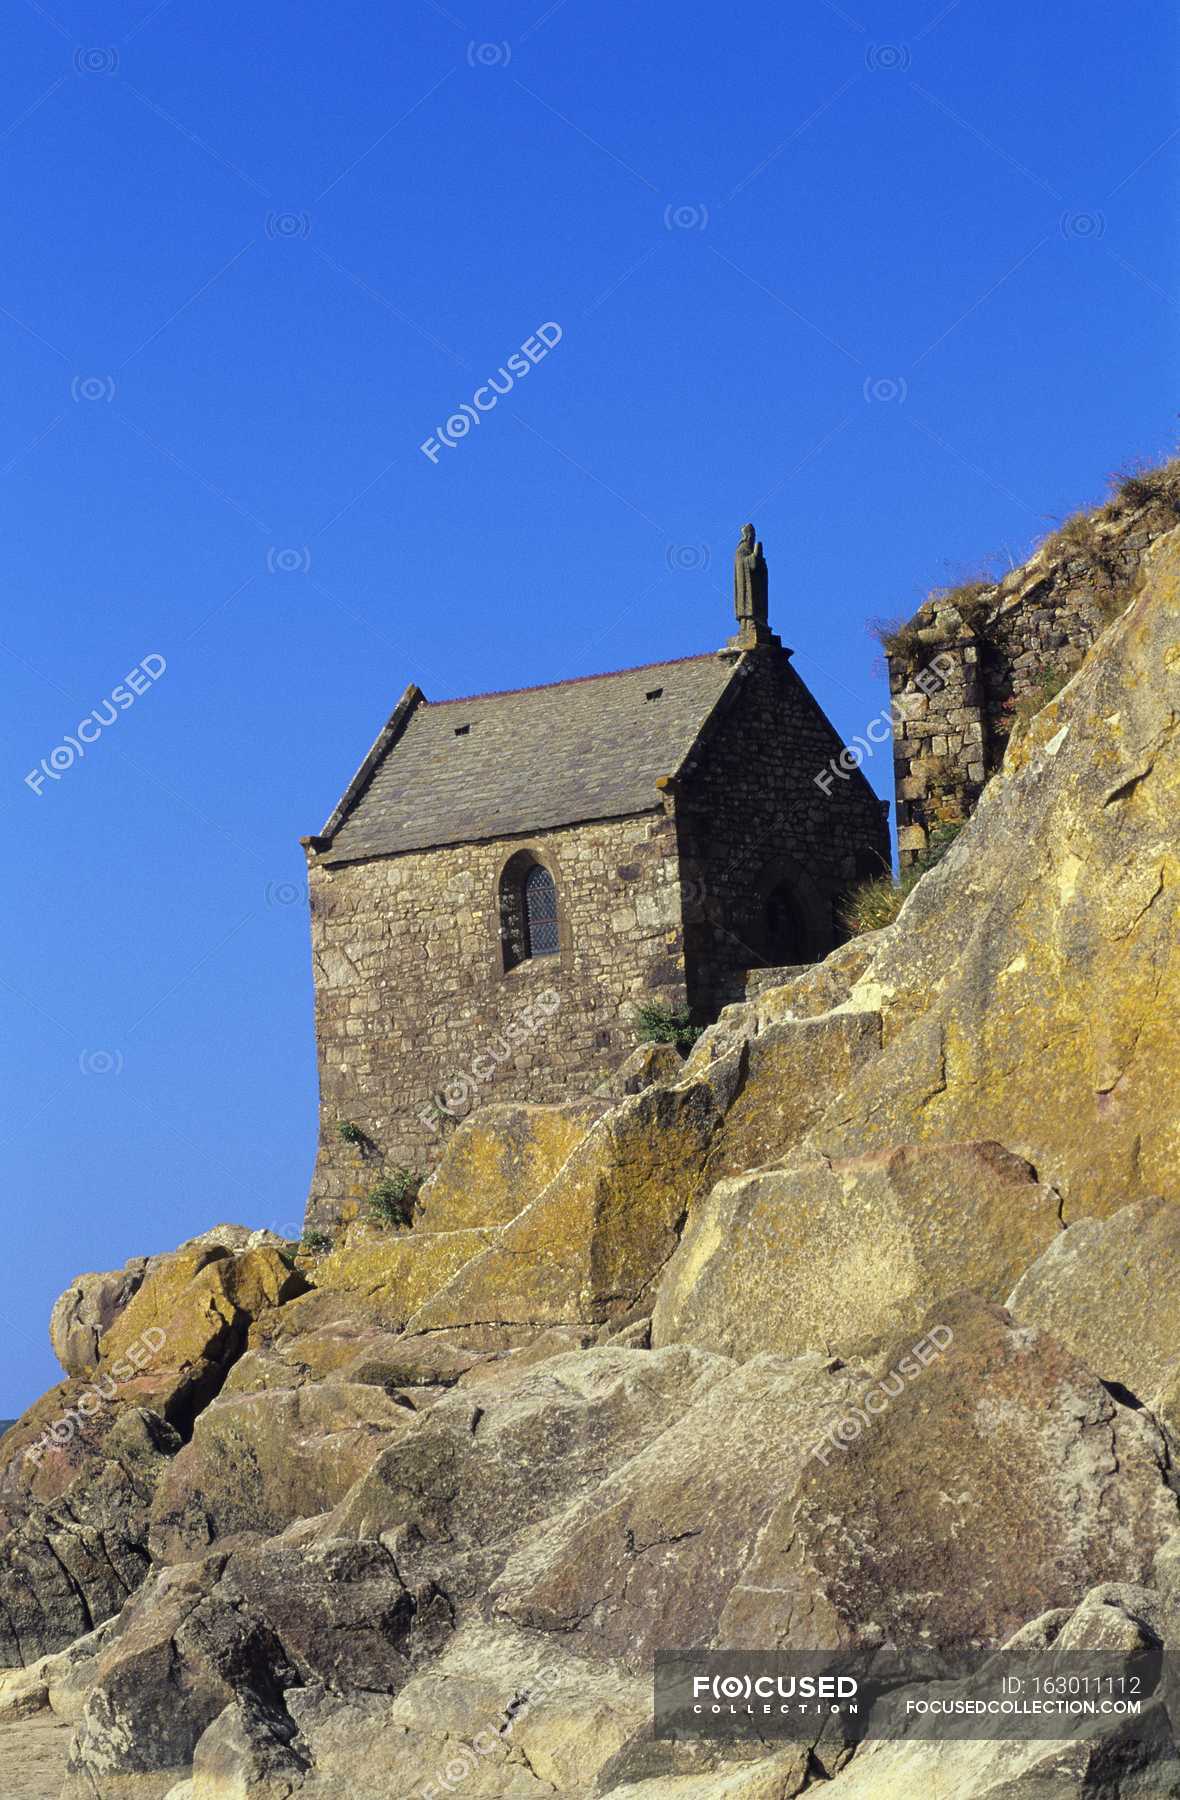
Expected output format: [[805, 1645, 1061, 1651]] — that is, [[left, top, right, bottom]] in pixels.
[[245, 1624, 653, 1800], [148, 1381, 417, 1563], [818, 1579, 1180, 1798], [49, 1260, 149, 1378], [719, 1296, 1180, 1655], [0, 1241, 308, 1669], [493, 1299, 1179, 1670], [703, 1011, 882, 1183], [0, 1407, 181, 1668], [46, 1228, 293, 1384], [63, 1535, 434, 1799], [1007, 1196, 1180, 1406], [95, 1242, 308, 1433], [404, 1079, 737, 1334], [414, 1097, 608, 1231], [807, 527, 1180, 1218], [652, 1141, 1062, 1361], [491, 1352, 879, 1670], [330, 1342, 727, 1556], [309, 1227, 499, 1327]]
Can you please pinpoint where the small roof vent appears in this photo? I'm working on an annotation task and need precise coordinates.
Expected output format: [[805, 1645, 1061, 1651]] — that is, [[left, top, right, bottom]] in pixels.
[[453, 723, 471, 736], [645, 687, 664, 701]]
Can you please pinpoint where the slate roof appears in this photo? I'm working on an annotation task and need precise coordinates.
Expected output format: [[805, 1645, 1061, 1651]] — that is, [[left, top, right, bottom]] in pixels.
[[318, 652, 741, 862]]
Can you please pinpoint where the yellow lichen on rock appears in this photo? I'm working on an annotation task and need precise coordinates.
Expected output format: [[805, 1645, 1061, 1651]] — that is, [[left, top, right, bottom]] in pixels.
[[809, 526, 1180, 1217], [313, 1227, 499, 1324], [413, 1098, 607, 1232]]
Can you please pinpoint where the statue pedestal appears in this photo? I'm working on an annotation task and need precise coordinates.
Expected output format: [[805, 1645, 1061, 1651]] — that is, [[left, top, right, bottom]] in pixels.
[[729, 620, 782, 652]]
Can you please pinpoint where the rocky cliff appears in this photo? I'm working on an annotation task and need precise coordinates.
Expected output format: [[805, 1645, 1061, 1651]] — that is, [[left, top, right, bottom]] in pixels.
[[3, 525, 1179, 1798]]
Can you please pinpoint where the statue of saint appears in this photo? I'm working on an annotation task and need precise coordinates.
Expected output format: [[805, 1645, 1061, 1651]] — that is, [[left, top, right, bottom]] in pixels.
[[733, 523, 769, 627]]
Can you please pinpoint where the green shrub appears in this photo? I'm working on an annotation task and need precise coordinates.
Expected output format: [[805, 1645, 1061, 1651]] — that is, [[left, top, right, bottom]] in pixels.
[[300, 1229, 333, 1255], [336, 1119, 369, 1147], [633, 1001, 701, 1047], [840, 823, 963, 936], [367, 1168, 422, 1229]]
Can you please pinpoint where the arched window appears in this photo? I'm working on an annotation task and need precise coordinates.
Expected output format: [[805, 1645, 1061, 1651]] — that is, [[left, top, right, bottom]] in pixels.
[[499, 852, 560, 969], [523, 864, 559, 956]]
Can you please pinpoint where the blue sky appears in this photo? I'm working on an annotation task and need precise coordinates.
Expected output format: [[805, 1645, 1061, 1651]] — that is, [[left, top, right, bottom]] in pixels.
[[2, 0, 1176, 1413]]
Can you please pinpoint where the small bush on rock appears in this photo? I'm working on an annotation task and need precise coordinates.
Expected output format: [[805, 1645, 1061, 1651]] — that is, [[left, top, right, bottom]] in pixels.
[[633, 1001, 702, 1047], [300, 1229, 333, 1255], [367, 1169, 422, 1229]]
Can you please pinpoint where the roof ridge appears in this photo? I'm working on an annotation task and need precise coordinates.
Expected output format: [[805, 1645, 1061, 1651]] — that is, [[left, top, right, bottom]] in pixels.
[[426, 650, 722, 708]]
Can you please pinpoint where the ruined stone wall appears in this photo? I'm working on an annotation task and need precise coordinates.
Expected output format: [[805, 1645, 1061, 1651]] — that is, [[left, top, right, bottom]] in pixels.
[[303, 808, 684, 1232], [889, 643, 987, 864], [675, 645, 891, 1012], [889, 499, 1174, 865]]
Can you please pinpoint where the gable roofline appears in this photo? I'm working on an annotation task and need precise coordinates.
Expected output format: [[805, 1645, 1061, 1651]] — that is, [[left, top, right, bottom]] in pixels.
[[308, 683, 424, 849], [304, 651, 746, 857], [422, 649, 724, 710], [672, 647, 757, 779]]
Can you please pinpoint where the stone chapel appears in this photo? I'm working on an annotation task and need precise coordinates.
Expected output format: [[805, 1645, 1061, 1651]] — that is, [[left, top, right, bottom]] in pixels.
[[302, 526, 889, 1224]]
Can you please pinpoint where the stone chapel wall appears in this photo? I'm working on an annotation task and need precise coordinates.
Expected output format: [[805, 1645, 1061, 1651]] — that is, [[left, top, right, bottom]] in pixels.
[[303, 807, 684, 1231]]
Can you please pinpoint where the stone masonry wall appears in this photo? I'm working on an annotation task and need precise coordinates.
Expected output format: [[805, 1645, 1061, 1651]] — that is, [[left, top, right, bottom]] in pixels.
[[675, 645, 891, 1012], [303, 807, 685, 1232], [888, 497, 1176, 865]]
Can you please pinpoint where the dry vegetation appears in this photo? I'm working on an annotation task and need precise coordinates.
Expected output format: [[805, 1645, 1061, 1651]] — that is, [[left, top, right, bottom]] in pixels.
[[878, 452, 1180, 666], [841, 822, 963, 936]]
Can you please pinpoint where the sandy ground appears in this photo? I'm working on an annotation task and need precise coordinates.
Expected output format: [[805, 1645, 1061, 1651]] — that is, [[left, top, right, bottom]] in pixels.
[[0, 1714, 73, 1798]]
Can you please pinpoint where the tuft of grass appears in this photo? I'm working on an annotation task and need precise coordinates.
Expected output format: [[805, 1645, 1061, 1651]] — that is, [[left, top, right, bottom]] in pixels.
[[872, 577, 994, 670], [1039, 510, 1101, 564], [1110, 455, 1180, 516], [870, 612, 933, 664], [367, 1168, 422, 1229], [841, 873, 905, 935], [840, 823, 963, 936], [336, 1119, 369, 1148], [933, 579, 994, 633], [633, 1000, 701, 1047], [300, 1228, 333, 1255]]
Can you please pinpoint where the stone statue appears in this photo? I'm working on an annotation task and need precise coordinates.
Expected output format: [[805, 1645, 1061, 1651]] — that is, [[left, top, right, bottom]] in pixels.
[[733, 523, 768, 628]]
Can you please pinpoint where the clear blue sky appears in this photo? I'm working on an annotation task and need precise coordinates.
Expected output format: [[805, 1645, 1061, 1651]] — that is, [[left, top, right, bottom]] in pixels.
[[2, 0, 1175, 1414]]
